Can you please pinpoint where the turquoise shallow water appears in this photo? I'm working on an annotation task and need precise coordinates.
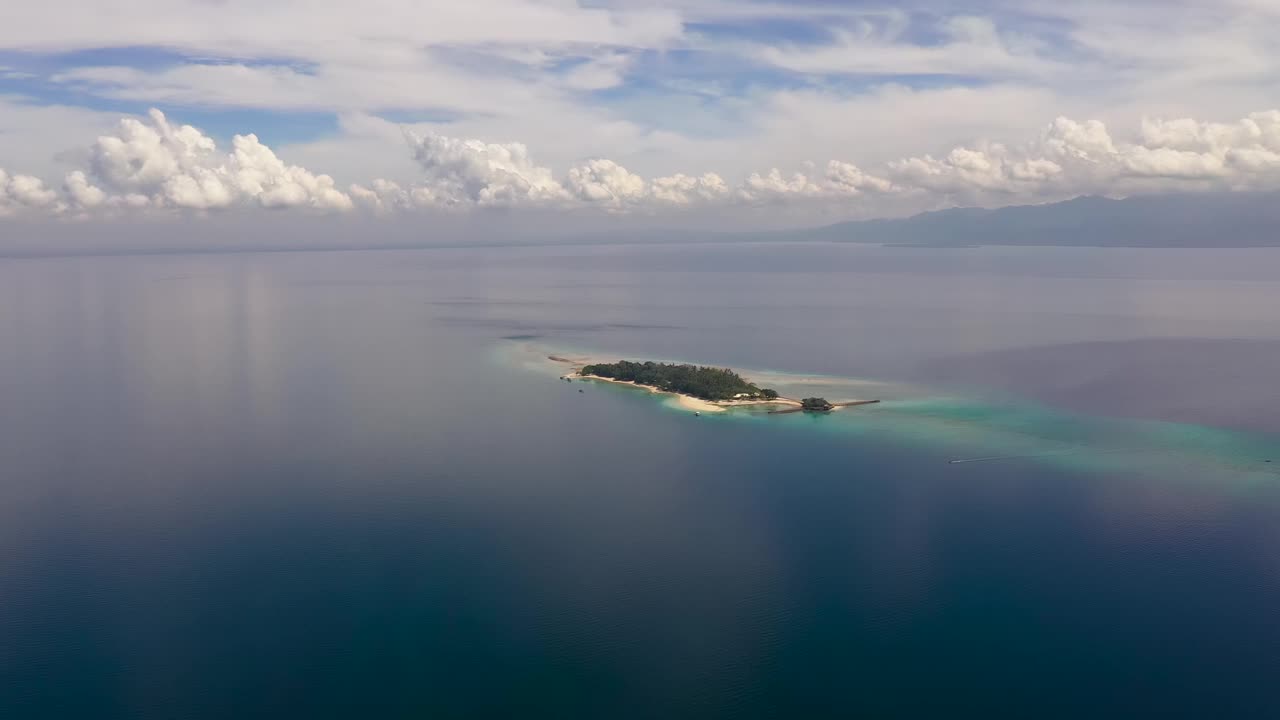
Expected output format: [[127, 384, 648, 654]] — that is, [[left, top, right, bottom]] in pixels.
[[4, 244, 1280, 718], [513, 339, 1280, 487]]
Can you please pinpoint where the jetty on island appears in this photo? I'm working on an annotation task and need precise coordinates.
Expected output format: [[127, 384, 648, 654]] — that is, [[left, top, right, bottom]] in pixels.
[[553, 358, 881, 415]]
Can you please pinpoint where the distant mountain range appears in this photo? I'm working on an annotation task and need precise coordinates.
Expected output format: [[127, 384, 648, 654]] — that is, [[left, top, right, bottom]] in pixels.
[[783, 192, 1280, 248], [3, 190, 1278, 258]]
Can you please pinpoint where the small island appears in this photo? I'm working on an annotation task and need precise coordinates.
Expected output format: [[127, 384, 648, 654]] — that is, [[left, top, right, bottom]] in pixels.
[[565, 358, 880, 415], [800, 397, 835, 413], [579, 360, 779, 401]]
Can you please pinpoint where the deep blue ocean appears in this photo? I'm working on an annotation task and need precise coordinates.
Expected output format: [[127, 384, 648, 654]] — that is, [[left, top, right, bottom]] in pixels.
[[2, 243, 1280, 718]]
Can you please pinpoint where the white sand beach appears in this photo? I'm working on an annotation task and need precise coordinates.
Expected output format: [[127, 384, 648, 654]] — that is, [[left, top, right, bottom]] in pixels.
[[540, 349, 883, 414]]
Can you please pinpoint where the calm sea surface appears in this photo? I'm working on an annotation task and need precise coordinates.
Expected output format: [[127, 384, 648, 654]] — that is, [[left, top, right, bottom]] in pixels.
[[2, 243, 1280, 718]]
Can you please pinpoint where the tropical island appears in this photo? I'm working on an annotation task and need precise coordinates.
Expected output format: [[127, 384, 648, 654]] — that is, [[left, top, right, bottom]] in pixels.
[[566, 359, 880, 415], [800, 397, 836, 413], [578, 360, 779, 401]]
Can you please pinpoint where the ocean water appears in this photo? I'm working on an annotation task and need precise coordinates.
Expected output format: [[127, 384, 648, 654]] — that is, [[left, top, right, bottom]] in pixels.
[[2, 243, 1280, 718]]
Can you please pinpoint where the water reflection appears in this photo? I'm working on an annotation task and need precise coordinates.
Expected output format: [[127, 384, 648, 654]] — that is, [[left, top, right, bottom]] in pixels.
[[1, 245, 1279, 717]]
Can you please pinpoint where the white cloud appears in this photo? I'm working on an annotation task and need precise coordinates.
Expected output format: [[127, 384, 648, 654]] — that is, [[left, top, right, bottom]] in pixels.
[[562, 160, 733, 209], [1121, 147, 1228, 180], [6, 0, 1280, 202], [0, 98, 124, 181], [737, 161, 896, 203], [824, 160, 897, 194], [85, 109, 352, 211], [398, 130, 730, 210], [349, 178, 413, 212], [649, 173, 729, 205], [229, 134, 352, 210], [1139, 111, 1280, 170], [1041, 118, 1117, 162], [565, 159, 648, 208], [51, 62, 542, 117], [0, 168, 59, 215], [890, 145, 1063, 195], [561, 53, 634, 91], [885, 110, 1280, 203], [2, 1, 683, 60], [27, 0, 681, 141], [404, 130, 569, 206], [8, 106, 1280, 223], [739, 168, 822, 201], [736, 84, 1072, 178], [62, 170, 106, 209], [757, 14, 1065, 81]]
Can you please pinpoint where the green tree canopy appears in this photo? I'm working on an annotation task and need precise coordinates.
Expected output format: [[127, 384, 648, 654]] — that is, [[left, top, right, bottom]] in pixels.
[[800, 397, 834, 412], [580, 361, 777, 402]]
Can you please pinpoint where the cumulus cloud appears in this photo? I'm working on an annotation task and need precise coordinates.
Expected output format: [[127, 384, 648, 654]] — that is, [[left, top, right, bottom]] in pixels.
[[404, 130, 568, 207], [400, 131, 733, 210], [562, 161, 732, 209], [565, 159, 648, 208], [4, 1, 1278, 226], [649, 173, 730, 205], [9, 107, 1280, 222], [1041, 117, 1116, 162], [890, 144, 1064, 195], [85, 109, 352, 211], [229, 134, 352, 210], [62, 170, 107, 209], [349, 178, 413, 212], [0, 169, 59, 215], [1129, 112, 1280, 181], [824, 161, 897, 194], [739, 168, 823, 201], [0, 173, 53, 216], [887, 111, 1280, 201], [737, 161, 896, 202]]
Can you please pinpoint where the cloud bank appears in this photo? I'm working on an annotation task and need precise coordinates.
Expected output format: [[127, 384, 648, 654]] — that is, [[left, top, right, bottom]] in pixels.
[[5, 107, 1280, 222], [890, 112, 1280, 199], [2, 1, 1280, 233]]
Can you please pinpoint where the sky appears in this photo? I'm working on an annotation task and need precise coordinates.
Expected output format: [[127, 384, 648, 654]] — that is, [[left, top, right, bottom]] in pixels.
[[2, 0, 1280, 233]]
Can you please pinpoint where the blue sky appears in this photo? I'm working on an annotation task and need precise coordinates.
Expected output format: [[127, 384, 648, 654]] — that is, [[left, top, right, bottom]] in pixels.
[[2, 1, 1280, 222]]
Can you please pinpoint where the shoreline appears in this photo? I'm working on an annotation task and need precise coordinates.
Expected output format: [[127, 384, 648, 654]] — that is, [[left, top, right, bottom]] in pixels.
[[575, 372, 803, 413], [553, 358, 879, 414]]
